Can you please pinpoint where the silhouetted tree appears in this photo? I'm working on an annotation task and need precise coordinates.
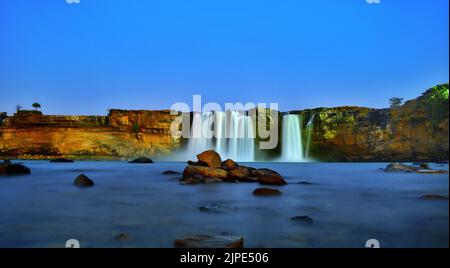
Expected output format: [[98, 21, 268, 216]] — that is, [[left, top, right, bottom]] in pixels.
[[32, 102, 41, 110], [16, 105, 22, 112], [389, 97, 404, 108]]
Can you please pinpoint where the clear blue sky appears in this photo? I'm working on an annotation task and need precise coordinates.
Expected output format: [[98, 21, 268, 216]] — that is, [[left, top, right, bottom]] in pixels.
[[0, 0, 448, 115]]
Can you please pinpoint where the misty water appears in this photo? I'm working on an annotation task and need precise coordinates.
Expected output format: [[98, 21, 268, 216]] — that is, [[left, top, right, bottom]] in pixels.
[[0, 161, 448, 248]]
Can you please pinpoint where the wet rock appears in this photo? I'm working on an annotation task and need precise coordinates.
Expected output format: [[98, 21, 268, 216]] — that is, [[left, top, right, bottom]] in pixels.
[[204, 178, 223, 183], [384, 163, 418, 172], [257, 174, 287, 186], [196, 150, 222, 168], [254, 168, 281, 177], [50, 158, 74, 163], [253, 188, 282, 196], [115, 233, 129, 241], [298, 181, 313, 185], [222, 159, 239, 170], [162, 170, 181, 175], [291, 216, 314, 225], [174, 235, 244, 248], [74, 174, 95, 187], [128, 157, 154, 163], [183, 165, 228, 181], [420, 195, 449, 200], [228, 167, 252, 182], [1, 163, 31, 176]]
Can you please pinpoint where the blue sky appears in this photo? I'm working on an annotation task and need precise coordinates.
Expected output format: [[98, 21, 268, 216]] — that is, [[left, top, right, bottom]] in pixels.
[[0, 0, 448, 115]]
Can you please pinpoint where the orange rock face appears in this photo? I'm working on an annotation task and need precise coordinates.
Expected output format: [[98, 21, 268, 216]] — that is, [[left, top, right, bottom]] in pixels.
[[0, 110, 181, 159]]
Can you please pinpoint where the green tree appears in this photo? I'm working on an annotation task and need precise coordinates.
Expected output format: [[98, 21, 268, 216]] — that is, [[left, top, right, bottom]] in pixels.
[[389, 97, 404, 108], [32, 102, 41, 110]]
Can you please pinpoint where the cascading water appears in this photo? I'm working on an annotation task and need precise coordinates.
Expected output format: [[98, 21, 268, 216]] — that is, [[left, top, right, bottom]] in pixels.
[[281, 114, 304, 162], [184, 110, 255, 162], [304, 114, 315, 160]]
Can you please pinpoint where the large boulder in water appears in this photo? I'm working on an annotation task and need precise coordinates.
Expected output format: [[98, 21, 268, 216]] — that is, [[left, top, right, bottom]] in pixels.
[[174, 235, 244, 248], [228, 167, 253, 182], [196, 150, 222, 168], [74, 174, 95, 187], [129, 157, 154, 164]]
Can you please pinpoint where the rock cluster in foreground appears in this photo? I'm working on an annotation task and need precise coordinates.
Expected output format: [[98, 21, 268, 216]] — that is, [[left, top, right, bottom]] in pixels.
[[181, 150, 287, 186]]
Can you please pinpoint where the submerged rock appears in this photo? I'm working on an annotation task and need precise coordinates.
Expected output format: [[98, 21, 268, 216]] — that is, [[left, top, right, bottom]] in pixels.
[[384, 163, 447, 174], [115, 233, 130, 241], [74, 174, 95, 187], [0, 163, 31, 176], [257, 174, 287, 186], [253, 188, 282, 196], [298, 181, 314, 185], [384, 163, 418, 172], [420, 195, 449, 200], [174, 235, 244, 248], [291, 216, 314, 225], [196, 150, 222, 168], [412, 162, 430, 169], [50, 158, 74, 163], [128, 157, 154, 163]]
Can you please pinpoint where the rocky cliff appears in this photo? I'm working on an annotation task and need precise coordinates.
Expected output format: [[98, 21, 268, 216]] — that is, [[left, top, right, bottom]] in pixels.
[[293, 84, 449, 162], [0, 109, 180, 160], [0, 84, 448, 162]]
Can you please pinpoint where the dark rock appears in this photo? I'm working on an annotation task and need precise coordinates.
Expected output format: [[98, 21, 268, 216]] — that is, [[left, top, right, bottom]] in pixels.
[[50, 158, 74, 163], [187, 160, 206, 166], [115, 233, 129, 241], [291, 216, 314, 225], [412, 162, 430, 169], [3, 164, 31, 176], [74, 174, 95, 187], [222, 159, 239, 170], [196, 150, 222, 168], [257, 174, 287, 186], [174, 235, 244, 248], [298, 181, 313, 185], [253, 188, 282, 196], [128, 157, 154, 163], [420, 195, 449, 200], [162, 170, 181, 175]]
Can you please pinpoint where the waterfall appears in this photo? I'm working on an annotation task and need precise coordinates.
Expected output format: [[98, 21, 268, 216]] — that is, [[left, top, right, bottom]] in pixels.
[[184, 110, 255, 162], [186, 112, 214, 156], [305, 114, 315, 160], [281, 114, 304, 162]]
